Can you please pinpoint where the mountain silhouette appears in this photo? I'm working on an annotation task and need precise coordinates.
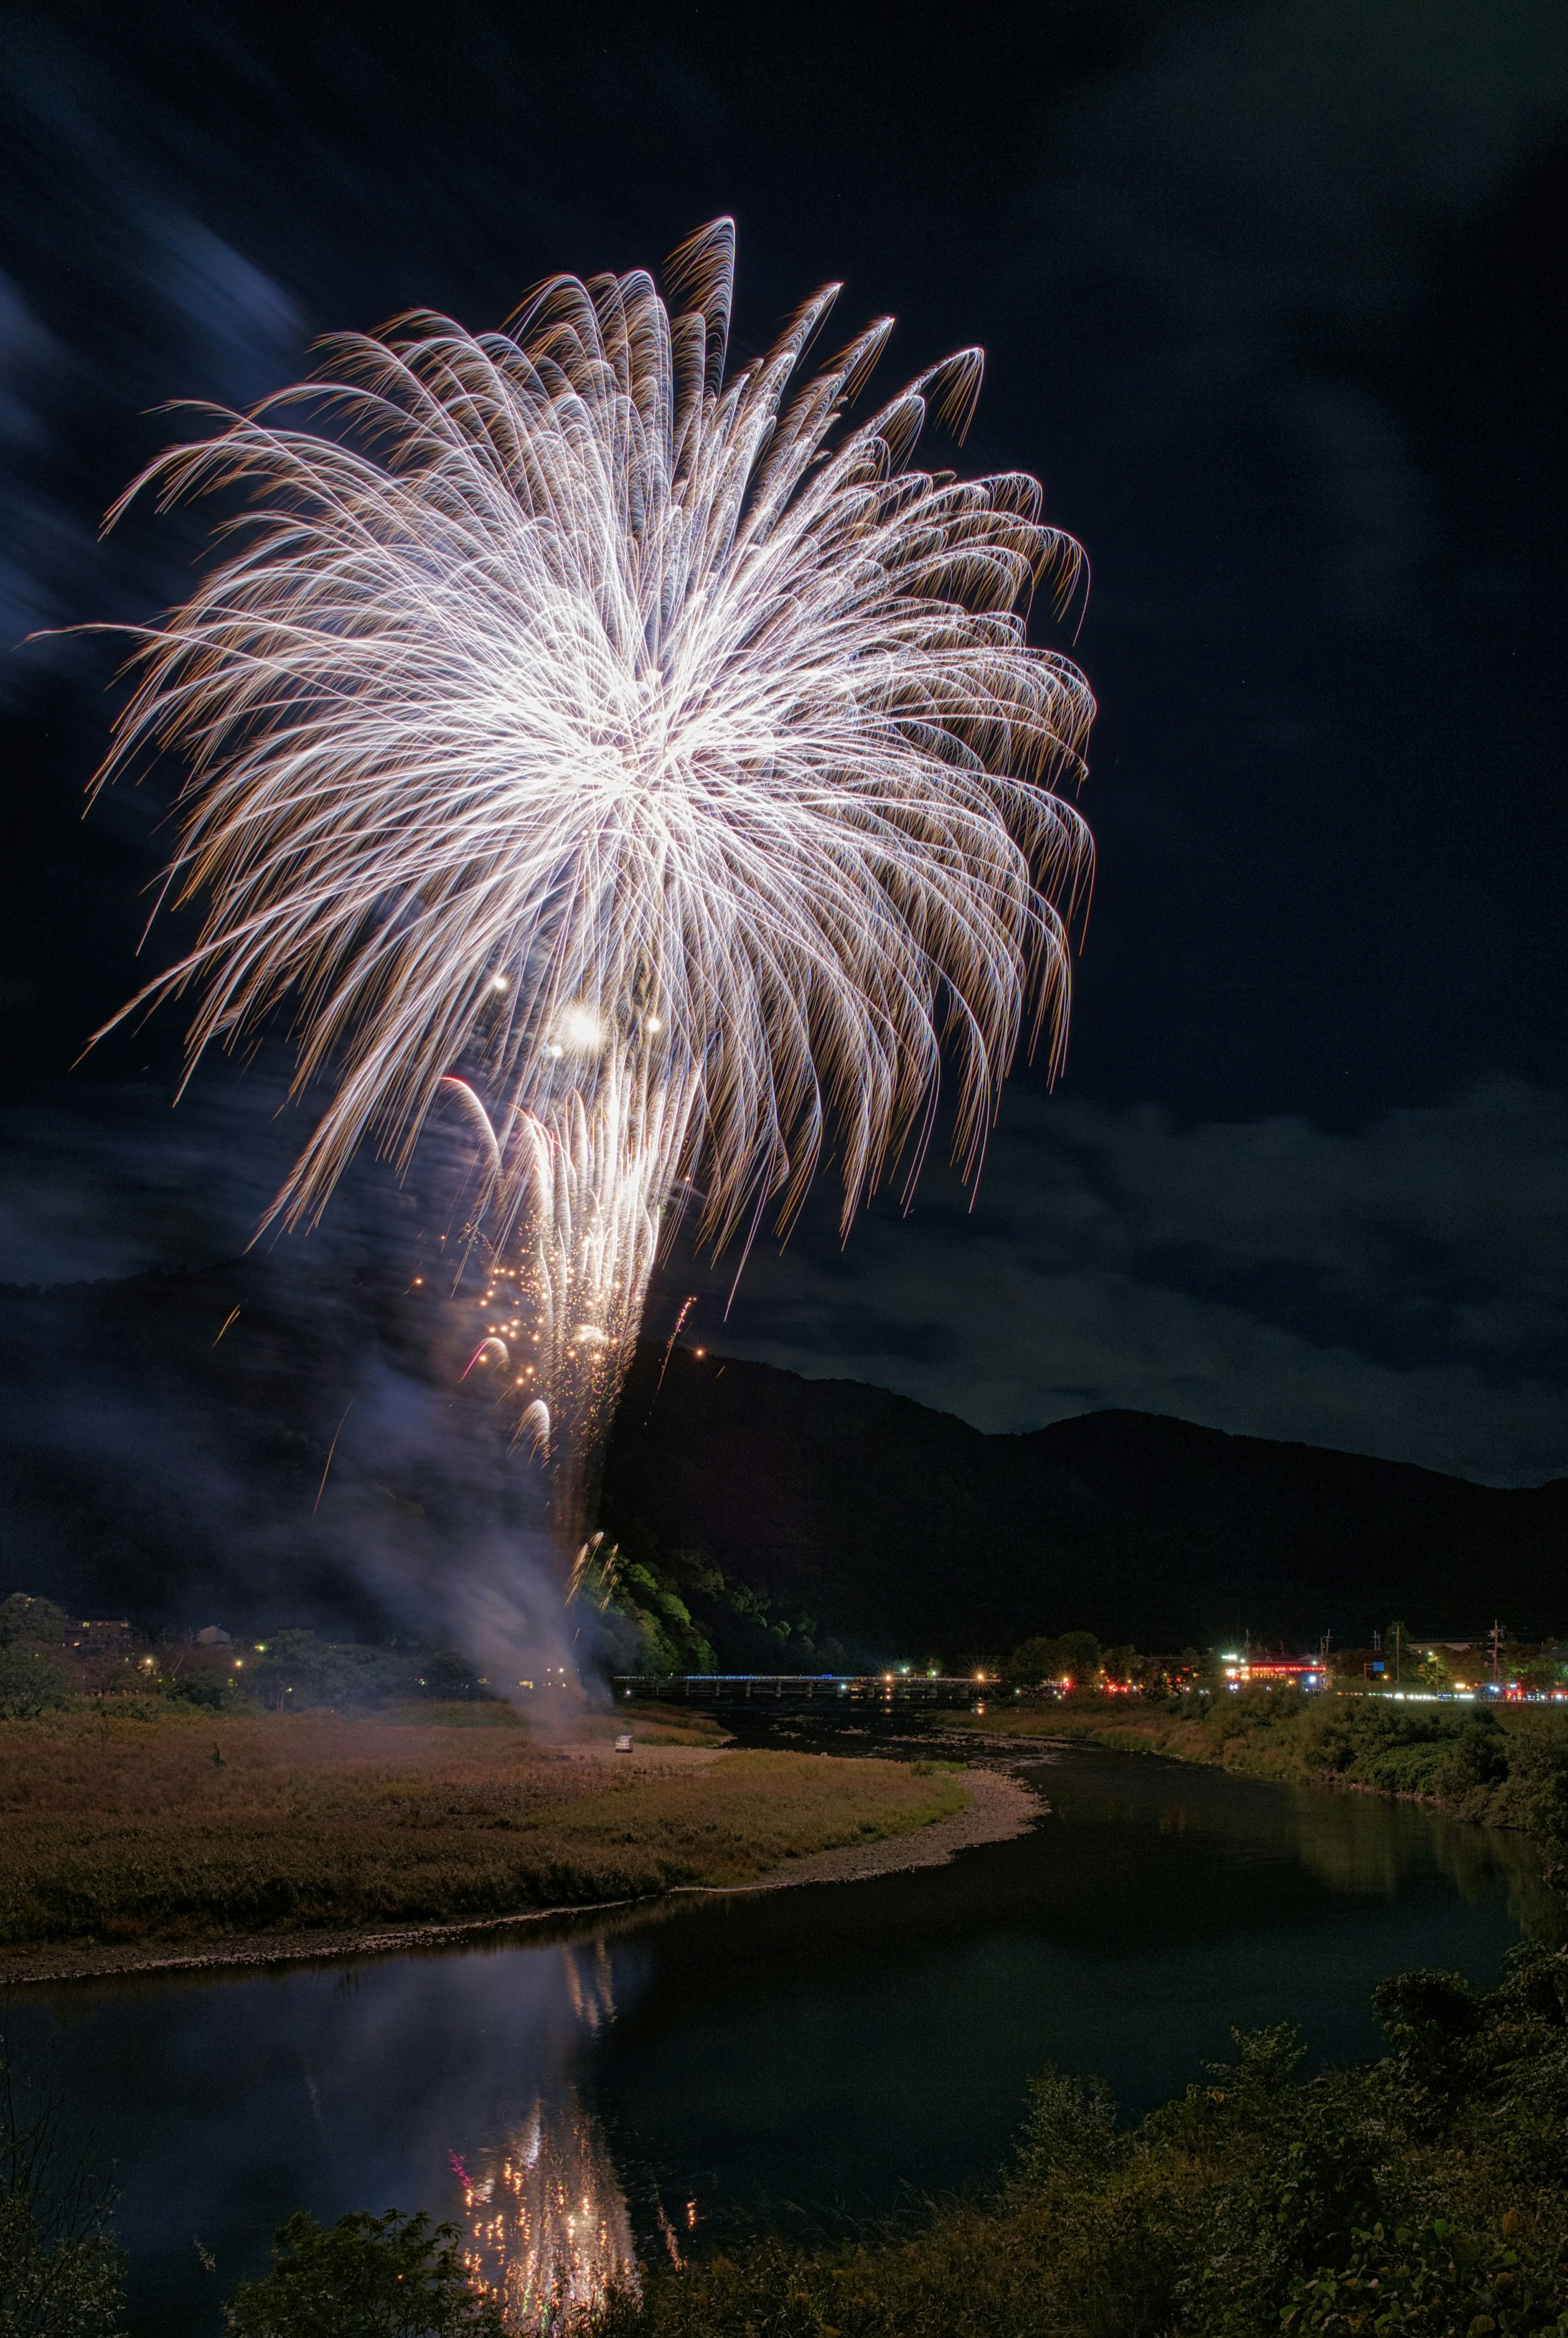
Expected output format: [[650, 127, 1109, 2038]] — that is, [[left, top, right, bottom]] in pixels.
[[600, 1345, 1568, 1660], [1, 1258, 1561, 1657]]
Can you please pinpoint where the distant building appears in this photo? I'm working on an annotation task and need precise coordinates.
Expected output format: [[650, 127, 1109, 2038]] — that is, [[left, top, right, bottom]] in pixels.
[[72, 1619, 132, 1650], [195, 1625, 232, 1646], [1223, 1657, 1327, 1690]]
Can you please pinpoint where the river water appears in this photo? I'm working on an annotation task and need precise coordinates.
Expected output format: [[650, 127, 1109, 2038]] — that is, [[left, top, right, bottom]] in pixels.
[[12, 1740, 1563, 2334]]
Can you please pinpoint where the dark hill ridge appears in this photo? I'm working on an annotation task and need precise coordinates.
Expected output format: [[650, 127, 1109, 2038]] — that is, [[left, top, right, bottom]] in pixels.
[[599, 1345, 1568, 1658], [1, 1256, 1562, 1654]]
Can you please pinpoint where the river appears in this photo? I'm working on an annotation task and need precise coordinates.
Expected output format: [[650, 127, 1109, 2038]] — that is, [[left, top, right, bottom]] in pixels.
[[10, 1738, 1562, 2334]]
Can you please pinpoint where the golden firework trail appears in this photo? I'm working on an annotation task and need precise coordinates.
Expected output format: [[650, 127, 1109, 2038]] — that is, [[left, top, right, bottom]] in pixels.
[[92, 219, 1095, 1552], [650, 1294, 698, 1413]]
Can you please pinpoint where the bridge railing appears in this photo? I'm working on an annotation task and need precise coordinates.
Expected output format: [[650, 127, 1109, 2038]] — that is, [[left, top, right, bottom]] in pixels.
[[611, 1673, 991, 1708]]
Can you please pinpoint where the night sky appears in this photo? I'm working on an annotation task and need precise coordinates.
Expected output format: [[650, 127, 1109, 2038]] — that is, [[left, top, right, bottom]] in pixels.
[[3, 1, 1565, 1484]]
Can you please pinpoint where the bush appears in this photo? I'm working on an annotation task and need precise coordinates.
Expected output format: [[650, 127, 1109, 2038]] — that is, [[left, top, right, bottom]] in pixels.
[[225, 2209, 504, 2336], [0, 1647, 70, 1720], [159, 1668, 236, 1712], [0, 2196, 125, 2338], [1283, 2212, 1568, 2338], [1016, 2063, 1120, 2177]]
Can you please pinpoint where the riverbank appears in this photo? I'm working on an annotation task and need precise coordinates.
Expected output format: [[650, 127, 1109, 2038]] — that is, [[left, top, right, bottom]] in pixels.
[[949, 1691, 1568, 1865], [0, 1704, 976, 1982], [601, 1938, 1568, 2338]]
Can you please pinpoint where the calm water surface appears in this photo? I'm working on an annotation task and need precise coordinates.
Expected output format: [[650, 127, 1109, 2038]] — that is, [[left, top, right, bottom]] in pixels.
[[13, 1742, 1561, 2334]]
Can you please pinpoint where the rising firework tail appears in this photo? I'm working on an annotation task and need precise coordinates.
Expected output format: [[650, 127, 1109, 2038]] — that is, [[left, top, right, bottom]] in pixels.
[[649, 1295, 699, 1420], [87, 218, 1095, 1554]]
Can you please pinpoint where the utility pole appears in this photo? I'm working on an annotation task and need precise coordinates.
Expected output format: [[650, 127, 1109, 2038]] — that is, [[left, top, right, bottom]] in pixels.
[[1491, 1620, 1503, 1686]]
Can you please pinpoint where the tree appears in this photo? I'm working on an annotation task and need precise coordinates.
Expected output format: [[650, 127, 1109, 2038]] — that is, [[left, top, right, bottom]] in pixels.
[[1004, 1631, 1102, 1690], [247, 1633, 405, 1711], [1508, 1646, 1568, 1696], [225, 2209, 504, 2337], [416, 1650, 488, 1702], [1415, 1644, 1454, 1692], [0, 1596, 69, 1648]]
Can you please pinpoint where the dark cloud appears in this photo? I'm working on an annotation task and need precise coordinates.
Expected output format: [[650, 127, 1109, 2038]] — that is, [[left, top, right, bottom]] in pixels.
[[701, 1081, 1567, 1485], [0, 1069, 303, 1287]]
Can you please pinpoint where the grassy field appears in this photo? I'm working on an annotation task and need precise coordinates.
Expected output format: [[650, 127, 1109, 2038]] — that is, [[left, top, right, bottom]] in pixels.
[[951, 1691, 1568, 1859], [0, 1703, 968, 1953]]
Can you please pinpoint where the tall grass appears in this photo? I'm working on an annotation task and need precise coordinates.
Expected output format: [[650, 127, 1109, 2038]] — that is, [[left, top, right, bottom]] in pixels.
[[0, 1711, 965, 1948]]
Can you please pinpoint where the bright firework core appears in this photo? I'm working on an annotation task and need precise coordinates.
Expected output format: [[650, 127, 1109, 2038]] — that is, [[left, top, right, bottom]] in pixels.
[[94, 218, 1095, 1559]]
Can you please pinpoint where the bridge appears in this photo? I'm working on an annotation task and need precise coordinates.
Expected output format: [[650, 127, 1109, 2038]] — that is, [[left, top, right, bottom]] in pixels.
[[612, 1672, 996, 1710]]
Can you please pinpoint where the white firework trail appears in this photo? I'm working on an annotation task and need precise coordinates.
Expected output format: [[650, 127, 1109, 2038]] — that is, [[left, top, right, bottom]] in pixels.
[[90, 218, 1095, 1553]]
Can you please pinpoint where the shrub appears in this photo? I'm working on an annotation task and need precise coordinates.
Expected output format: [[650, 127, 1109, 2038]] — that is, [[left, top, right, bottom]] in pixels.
[[158, 1668, 237, 1712], [1283, 2213, 1568, 2338], [0, 2196, 125, 2338], [601, 1948, 1568, 2338], [225, 2209, 503, 2336], [1016, 2063, 1120, 2177], [0, 1648, 70, 1720], [1435, 1713, 1512, 1797]]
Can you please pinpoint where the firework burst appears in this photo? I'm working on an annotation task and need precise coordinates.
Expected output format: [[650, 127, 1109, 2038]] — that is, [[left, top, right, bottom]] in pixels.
[[94, 219, 1094, 1551]]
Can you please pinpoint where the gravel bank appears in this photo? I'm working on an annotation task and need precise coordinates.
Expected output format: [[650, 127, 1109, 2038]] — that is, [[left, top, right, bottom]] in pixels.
[[676, 1763, 1041, 1893]]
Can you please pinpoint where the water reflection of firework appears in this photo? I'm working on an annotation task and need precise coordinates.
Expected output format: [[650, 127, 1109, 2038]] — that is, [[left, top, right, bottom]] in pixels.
[[459, 2085, 637, 2334], [455, 1942, 639, 2333]]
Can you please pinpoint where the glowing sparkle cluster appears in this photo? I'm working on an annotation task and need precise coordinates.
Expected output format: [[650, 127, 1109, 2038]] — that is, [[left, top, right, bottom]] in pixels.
[[457, 2089, 637, 2332], [96, 218, 1094, 1548]]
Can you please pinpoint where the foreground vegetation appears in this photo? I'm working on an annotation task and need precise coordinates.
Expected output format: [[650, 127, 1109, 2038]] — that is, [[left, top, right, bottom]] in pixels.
[[0, 1707, 967, 1954], [21, 1947, 1566, 2335], [957, 1690, 1568, 1866], [599, 1942, 1568, 2338]]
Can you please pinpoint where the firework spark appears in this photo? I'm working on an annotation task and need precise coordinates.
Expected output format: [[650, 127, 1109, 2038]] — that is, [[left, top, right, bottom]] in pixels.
[[93, 218, 1094, 1551], [650, 1294, 698, 1415]]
